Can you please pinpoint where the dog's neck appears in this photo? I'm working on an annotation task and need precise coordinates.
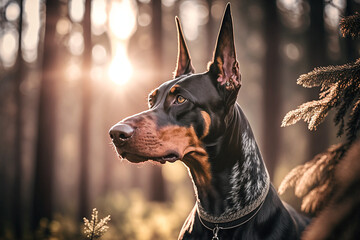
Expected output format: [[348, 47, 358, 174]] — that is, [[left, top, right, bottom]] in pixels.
[[184, 104, 270, 223]]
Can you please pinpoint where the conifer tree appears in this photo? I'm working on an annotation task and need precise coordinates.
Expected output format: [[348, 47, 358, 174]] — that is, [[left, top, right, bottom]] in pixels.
[[279, 13, 360, 214]]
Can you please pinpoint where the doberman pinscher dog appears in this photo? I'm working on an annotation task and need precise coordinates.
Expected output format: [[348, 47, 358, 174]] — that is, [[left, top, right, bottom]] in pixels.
[[109, 3, 309, 240]]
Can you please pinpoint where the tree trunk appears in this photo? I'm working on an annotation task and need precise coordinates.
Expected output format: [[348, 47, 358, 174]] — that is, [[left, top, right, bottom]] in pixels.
[[148, 0, 166, 202], [206, 0, 214, 62], [263, 0, 282, 179], [79, 0, 92, 221], [13, 0, 24, 238], [307, 0, 329, 160], [32, 0, 62, 232]]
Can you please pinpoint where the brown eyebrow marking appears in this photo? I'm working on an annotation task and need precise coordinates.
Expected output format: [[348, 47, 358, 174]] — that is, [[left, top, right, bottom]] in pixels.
[[200, 111, 211, 139], [170, 84, 180, 94], [148, 89, 158, 108], [150, 89, 158, 97]]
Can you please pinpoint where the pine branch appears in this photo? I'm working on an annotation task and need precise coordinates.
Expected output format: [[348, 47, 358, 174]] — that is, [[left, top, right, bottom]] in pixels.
[[346, 97, 360, 143], [280, 13, 360, 216], [340, 13, 360, 38], [283, 58, 360, 139], [300, 179, 332, 213], [83, 208, 111, 240], [297, 59, 360, 89], [278, 144, 346, 214], [334, 83, 360, 136], [301, 140, 360, 240], [281, 84, 338, 130]]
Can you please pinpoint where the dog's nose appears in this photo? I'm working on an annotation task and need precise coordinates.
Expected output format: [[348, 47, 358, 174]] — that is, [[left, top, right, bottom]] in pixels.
[[109, 123, 134, 143]]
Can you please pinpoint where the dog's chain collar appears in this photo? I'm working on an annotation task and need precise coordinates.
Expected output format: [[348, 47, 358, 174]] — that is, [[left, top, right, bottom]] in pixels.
[[195, 171, 270, 239], [197, 199, 265, 240], [197, 172, 270, 223]]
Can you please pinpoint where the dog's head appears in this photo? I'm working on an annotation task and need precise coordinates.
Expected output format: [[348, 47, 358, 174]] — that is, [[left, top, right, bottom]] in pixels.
[[109, 4, 241, 172]]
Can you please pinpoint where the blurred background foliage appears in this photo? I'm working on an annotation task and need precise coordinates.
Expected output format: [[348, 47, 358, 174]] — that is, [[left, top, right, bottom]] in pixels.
[[0, 0, 359, 239]]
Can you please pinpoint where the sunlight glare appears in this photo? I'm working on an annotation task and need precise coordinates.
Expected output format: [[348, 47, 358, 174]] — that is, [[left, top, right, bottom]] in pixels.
[[211, 1, 225, 19], [109, 0, 137, 40], [5, 2, 20, 21], [108, 44, 133, 85], [68, 31, 84, 55], [92, 44, 107, 64], [66, 62, 81, 81], [91, 0, 107, 35], [324, 1, 345, 29], [90, 66, 104, 81], [138, 12, 151, 27], [279, 0, 298, 11], [284, 43, 300, 61], [23, 0, 41, 63], [56, 18, 71, 35], [69, 0, 85, 22], [180, 1, 209, 41], [0, 30, 18, 67], [162, 0, 177, 7], [138, 0, 150, 4]]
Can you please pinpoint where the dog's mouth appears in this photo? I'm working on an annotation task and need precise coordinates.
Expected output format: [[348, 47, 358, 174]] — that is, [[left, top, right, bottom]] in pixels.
[[119, 151, 180, 164]]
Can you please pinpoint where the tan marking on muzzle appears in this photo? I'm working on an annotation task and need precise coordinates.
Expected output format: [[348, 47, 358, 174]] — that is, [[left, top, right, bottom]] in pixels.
[[159, 125, 211, 189], [118, 113, 212, 188]]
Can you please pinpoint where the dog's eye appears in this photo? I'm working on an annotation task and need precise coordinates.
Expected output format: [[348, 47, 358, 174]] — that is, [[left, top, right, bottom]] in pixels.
[[175, 95, 187, 104]]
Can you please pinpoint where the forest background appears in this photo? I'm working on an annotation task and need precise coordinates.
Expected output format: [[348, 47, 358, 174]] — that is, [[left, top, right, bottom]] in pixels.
[[0, 0, 359, 239]]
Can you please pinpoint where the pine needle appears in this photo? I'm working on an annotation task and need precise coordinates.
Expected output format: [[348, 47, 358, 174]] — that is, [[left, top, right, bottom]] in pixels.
[[282, 58, 360, 143], [297, 60, 360, 89], [301, 179, 332, 213], [278, 144, 345, 214], [340, 13, 360, 38], [280, 13, 360, 216], [278, 165, 306, 195], [301, 140, 360, 240], [347, 97, 360, 143], [83, 208, 111, 239]]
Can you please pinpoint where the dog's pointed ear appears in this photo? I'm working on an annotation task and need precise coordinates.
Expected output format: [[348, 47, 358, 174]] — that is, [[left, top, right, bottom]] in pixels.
[[209, 3, 241, 96], [173, 17, 195, 78]]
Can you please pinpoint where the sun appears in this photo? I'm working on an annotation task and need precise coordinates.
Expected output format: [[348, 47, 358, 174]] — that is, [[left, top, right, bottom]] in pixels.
[[108, 44, 133, 85], [107, 0, 137, 85], [109, 1, 137, 40]]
